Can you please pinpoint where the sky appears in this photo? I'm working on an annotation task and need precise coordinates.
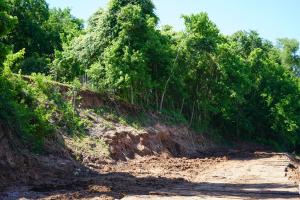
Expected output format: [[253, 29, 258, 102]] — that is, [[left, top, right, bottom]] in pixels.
[[46, 0, 300, 44]]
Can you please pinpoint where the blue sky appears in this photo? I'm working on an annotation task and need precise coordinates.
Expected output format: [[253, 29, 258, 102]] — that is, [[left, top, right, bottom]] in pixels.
[[46, 0, 300, 44]]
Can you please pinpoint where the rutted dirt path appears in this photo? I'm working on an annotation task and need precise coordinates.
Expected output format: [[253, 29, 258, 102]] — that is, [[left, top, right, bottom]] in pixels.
[[122, 153, 300, 200], [1, 152, 299, 199]]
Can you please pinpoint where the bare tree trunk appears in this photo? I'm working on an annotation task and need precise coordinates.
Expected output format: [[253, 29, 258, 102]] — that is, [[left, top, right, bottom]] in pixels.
[[199, 112, 202, 126], [72, 90, 76, 113], [180, 98, 185, 114], [159, 76, 170, 112], [236, 108, 240, 137], [159, 41, 184, 112], [155, 90, 159, 111], [130, 84, 134, 104], [171, 99, 175, 110], [189, 101, 196, 127], [146, 90, 149, 107]]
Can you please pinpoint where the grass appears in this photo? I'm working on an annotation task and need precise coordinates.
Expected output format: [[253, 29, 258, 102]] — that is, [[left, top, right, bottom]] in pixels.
[[65, 135, 110, 160], [93, 105, 150, 130], [160, 109, 188, 126]]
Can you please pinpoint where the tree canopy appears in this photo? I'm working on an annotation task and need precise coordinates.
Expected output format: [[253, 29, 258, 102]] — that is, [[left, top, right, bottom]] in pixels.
[[0, 0, 17, 64], [4, 0, 83, 74]]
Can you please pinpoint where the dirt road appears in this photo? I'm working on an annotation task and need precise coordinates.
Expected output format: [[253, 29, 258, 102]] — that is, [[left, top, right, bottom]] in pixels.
[[1, 152, 299, 199], [120, 153, 299, 200]]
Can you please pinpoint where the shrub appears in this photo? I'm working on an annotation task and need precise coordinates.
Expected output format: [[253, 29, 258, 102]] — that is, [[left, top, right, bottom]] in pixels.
[[0, 67, 85, 151]]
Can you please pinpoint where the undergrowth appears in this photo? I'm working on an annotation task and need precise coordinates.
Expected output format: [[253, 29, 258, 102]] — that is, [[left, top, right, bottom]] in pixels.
[[94, 105, 191, 129], [0, 67, 86, 151], [65, 136, 109, 160], [94, 105, 150, 129]]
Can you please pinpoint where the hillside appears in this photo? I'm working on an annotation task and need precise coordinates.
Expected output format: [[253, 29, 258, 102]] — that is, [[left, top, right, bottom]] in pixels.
[[0, 77, 215, 188], [1, 0, 300, 199], [0, 81, 300, 199]]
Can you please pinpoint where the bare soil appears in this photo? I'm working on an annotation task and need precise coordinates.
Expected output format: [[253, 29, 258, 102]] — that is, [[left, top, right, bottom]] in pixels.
[[1, 152, 299, 200]]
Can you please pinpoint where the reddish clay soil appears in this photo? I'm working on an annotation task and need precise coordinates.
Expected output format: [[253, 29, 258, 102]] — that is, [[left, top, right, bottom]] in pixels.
[[1, 152, 299, 200]]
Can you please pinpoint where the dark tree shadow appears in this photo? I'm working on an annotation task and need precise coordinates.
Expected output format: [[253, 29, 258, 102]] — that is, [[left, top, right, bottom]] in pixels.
[[1, 170, 298, 199]]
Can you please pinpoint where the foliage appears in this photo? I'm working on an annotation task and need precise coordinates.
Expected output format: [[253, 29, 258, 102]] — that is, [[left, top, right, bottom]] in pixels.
[[94, 105, 150, 129], [50, 0, 300, 151], [0, 65, 85, 150], [0, 0, 17, 64], [0, 68, 52, 150], [5, 0, 83, 74], [278, 38, 300, 76], [53, 0, 174, 107], [65, 136, 109, 160], [47, 7, 84, 46]]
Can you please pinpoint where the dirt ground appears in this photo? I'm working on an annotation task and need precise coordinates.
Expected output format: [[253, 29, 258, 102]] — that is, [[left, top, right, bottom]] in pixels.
[[1, 152, 299, 200]]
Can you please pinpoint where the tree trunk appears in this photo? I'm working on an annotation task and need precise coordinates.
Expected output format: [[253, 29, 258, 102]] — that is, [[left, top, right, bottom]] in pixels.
[[159, 77, 170, 112], [130, 85, 134, 104], [72, 90, 76, 113], [155, 90, 159, 111], [159, 41, 183, 112], [180, 98, 185, 114], [189, 101, 196, 127]]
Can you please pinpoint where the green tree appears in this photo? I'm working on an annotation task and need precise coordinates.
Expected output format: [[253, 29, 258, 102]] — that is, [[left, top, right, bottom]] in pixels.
[[0, 0, 17, 65], [7, 0, 83, 74], [54, 0, 173, 107], [46, 8, 84, 46], [7, 0, 51, 73], [224, 32, 300, 150], [88, 3, 155, 104], [278, 38, 300, 76], [180, 13, 222, 125]]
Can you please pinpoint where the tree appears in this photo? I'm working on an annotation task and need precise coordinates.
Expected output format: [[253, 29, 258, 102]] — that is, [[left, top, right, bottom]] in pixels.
[[213, 40, 251, 136], [278, 38, 300, 76], [88, 3, 155, 104], [180, 13, 222, 125], [54, 0, 173, 107], [0, 0, 17, 65], [224, 32, 300, 150], [6, 0, 83, 74], [7, 0, 51, 72], [46, 8, 84, 46]]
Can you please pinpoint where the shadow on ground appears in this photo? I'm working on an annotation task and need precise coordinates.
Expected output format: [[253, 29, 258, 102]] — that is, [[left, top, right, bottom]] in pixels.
[[1, 170, 298, 199]]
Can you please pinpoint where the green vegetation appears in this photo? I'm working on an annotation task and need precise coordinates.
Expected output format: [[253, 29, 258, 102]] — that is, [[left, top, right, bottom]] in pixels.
[[4, 0, 83, 74], [65, 136, 109, 160], [94, 106, 150, 129], [0, 0, 300, 152], [0, 68, 86, 150]]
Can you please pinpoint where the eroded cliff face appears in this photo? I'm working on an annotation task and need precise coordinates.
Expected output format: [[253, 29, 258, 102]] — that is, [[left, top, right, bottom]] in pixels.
[[0, 87, 216, 190], [0, 122, 26, 187], [101, 123, 212, 161], [0, 122, 81, 189], [0, 112, 215, 190]]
